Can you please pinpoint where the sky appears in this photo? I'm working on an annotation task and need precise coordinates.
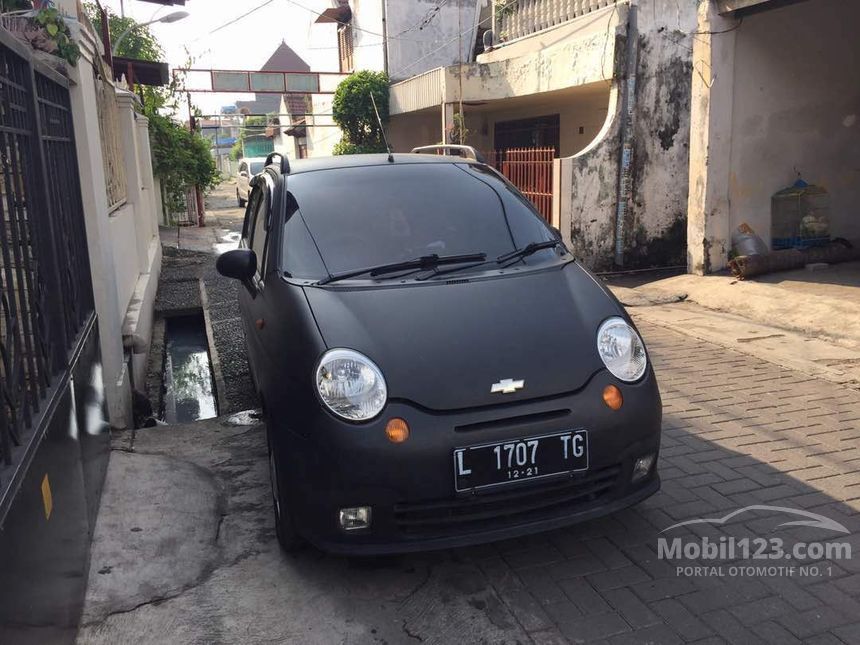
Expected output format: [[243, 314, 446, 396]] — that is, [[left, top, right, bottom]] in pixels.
[[102, 0, 340, 114]]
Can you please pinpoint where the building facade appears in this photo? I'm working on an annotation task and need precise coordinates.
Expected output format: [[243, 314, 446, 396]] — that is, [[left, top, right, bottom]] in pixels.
[[305, 0, 858, 273]]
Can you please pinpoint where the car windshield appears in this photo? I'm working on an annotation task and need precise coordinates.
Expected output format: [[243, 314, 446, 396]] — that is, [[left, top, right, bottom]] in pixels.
[[281, 163, 559, 281], [248, 161, 266, 175]]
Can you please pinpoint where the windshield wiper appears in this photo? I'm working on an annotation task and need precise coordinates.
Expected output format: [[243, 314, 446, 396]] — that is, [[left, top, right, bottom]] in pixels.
[[496, 240, 560, 265], [317, 252, 487, 285]]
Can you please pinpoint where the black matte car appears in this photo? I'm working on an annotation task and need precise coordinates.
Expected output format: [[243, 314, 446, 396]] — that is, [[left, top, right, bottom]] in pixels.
[[216, 148, 661, 555]]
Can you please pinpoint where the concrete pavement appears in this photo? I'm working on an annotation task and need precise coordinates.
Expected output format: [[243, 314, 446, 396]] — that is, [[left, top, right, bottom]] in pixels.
[[78, 318, 860, 644]]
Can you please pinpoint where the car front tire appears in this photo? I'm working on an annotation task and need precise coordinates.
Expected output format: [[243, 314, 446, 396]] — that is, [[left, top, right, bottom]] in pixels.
[[267, 429, 303, 553]]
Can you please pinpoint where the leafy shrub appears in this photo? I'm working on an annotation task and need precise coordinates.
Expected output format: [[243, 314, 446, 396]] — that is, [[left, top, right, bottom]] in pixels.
[[148, 112, 220, 214], [332, 70, 389, 155]]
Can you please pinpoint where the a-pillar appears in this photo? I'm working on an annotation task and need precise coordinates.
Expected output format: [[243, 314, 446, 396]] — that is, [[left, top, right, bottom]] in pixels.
[[686, 1, 738, 274]]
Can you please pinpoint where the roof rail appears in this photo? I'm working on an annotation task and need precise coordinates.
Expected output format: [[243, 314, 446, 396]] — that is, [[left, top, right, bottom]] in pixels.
[[265, 151, 290, 175], [410, 145, 487, 164]]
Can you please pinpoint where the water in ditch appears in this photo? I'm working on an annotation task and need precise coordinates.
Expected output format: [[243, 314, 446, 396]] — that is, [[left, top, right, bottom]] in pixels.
[[163, 315, 218, 423]]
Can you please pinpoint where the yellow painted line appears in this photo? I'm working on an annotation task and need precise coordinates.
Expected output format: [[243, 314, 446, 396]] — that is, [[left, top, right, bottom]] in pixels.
[[41, 474, 52, 521]]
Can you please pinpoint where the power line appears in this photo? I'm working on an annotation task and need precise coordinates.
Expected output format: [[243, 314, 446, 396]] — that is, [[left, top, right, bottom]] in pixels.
[[281, 0, 425, 43], [392, 12, 492, 78], [188, 0, 277, 43]]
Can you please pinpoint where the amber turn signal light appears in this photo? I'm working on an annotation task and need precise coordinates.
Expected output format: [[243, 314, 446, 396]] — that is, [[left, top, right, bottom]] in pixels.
[[385, 418, 410, 443], [603, 385, 623, 410]]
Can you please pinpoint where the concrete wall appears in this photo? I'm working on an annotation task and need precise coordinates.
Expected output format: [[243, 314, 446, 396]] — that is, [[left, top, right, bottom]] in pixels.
[[61, 0, 162, 426], [558, 0, 696, 269], [351, 0, 386, 72], [728, 0, 860, 243], [386, 0, 481, 81], [306, 95, 339, 157], [388, 109, 441, 152], [688, 0, 860, 273]]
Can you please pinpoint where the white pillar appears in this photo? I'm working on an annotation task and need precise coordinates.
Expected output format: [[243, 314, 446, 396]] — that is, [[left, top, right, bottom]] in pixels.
[[66, 35, 132, 428], [687, 1, 737, 274], [135, 115, 159, 238], [116, 91, 150, 274]]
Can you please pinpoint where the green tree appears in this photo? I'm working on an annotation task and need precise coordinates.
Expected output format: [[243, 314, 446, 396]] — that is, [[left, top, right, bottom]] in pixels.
[[84, 3, 162, 61], [332, 70, 389, 155], [83, 5, 218, 212]]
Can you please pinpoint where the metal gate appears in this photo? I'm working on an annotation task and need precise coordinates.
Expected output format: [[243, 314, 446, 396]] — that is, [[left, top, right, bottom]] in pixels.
[[488, 147, 555, 223], [0, 30, 94, 506]]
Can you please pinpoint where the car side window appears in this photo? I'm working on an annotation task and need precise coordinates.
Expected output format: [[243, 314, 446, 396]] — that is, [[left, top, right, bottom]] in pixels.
[[241, 185, 261, 246], [250, 187, 269, 276]]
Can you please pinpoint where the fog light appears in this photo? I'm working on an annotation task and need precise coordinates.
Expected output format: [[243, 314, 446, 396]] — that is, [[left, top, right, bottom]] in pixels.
[[339, 506, 371, 531], [603, 384, 623, 410], [632, 454, 656, 482], [385, 417, 410, 443]]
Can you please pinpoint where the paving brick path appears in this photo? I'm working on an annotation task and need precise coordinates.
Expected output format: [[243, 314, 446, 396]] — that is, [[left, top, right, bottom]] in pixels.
[[479, 321, 860, 644]]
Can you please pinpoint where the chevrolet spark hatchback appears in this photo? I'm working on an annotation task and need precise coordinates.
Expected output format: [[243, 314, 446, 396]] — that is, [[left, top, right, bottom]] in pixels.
[[216, 150, 661, 554]]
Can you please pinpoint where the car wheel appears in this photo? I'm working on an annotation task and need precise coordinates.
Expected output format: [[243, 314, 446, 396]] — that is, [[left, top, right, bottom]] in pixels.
[[237, 189, 246, 208], [267, 430, 303, 552]]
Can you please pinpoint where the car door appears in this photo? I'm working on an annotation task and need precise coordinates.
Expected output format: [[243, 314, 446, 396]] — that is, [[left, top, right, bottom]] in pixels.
[[238, 179, 271, 384]]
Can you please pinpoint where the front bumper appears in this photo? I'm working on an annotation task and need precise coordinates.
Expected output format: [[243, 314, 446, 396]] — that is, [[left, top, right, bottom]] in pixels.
[[272, 369, 661, 555]]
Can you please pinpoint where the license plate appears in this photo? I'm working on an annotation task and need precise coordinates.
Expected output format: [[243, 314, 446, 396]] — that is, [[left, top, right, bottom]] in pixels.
[[453, 430, 589, 492]]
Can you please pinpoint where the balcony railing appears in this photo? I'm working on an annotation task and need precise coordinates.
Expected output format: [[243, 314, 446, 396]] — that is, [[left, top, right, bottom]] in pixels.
[[494, 0, 618, 43]]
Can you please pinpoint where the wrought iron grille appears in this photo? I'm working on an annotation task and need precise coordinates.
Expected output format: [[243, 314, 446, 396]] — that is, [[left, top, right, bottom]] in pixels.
[[95, 74, 127, 212], [0, 33, 94, 485]]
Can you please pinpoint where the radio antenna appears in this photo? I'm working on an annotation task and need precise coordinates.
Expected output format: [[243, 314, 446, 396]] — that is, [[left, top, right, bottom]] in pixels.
[[370, 91, 394, 163]]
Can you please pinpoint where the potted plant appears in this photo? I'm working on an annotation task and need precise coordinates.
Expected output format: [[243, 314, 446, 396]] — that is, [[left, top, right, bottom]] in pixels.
[[2, 0, 81, 70]]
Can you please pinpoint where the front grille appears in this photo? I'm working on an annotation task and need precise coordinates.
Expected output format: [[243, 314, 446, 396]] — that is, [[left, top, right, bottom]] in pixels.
[[393, 464, 622, 537]]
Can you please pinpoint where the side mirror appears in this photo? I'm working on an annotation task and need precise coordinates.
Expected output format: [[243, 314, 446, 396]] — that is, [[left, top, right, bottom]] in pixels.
[[239, 171, 248, 177], [216, 249, 257, 289]]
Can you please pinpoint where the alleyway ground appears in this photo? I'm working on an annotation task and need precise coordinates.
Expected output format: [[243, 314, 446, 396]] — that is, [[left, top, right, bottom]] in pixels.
[[78, 182, 860, 644]]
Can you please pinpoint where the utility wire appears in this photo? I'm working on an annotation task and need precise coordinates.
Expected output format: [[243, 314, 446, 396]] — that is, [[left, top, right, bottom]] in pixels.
[[392, 12, 493, 78], [188, 0, 277, 43], [281, 0, 426, 43]]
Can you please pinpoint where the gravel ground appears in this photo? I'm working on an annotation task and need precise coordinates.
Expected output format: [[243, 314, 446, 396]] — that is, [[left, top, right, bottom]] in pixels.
[[152, 182, 258, 416]]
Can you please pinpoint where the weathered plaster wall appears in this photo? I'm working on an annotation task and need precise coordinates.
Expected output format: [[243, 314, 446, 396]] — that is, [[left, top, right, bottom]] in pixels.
[[281, 94, 339, 159], [563, 0, 696, 270], [388, 109, 441, 152], [350, 0, 386, 73], [462, 4, 619, 103], [728, 0, 860, 243], [623, 0, 696, 268], [687, 1, 736, 274], [386, 0, 481, 81]]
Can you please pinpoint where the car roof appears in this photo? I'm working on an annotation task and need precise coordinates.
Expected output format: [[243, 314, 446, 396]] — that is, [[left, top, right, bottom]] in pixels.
[[284, 153, 480, 175], [244, 157, 268, 163]]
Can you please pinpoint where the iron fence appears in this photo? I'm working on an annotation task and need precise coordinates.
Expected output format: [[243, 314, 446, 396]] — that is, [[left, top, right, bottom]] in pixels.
[[487, 147, 555, 223], [0, 30, 94, 488]]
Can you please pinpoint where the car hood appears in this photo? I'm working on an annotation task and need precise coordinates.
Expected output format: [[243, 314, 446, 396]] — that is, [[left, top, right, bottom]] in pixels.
[[303, 263, 623, 411]]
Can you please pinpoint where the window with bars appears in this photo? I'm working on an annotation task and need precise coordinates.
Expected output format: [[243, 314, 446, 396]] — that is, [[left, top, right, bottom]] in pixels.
[[338, 23, 354, 74]]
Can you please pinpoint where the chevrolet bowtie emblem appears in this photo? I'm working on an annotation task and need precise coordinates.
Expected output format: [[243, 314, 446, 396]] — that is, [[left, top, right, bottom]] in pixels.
[[491, 378, 525, 394]]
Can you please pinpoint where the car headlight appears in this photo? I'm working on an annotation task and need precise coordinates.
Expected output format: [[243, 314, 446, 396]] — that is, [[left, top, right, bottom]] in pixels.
[[596, 317, 647, 382], [315, 349, 387, 421]]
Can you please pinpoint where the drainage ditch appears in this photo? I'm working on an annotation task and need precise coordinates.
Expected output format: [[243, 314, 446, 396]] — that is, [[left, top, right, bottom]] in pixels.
[[162, 314, 219, 424]]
